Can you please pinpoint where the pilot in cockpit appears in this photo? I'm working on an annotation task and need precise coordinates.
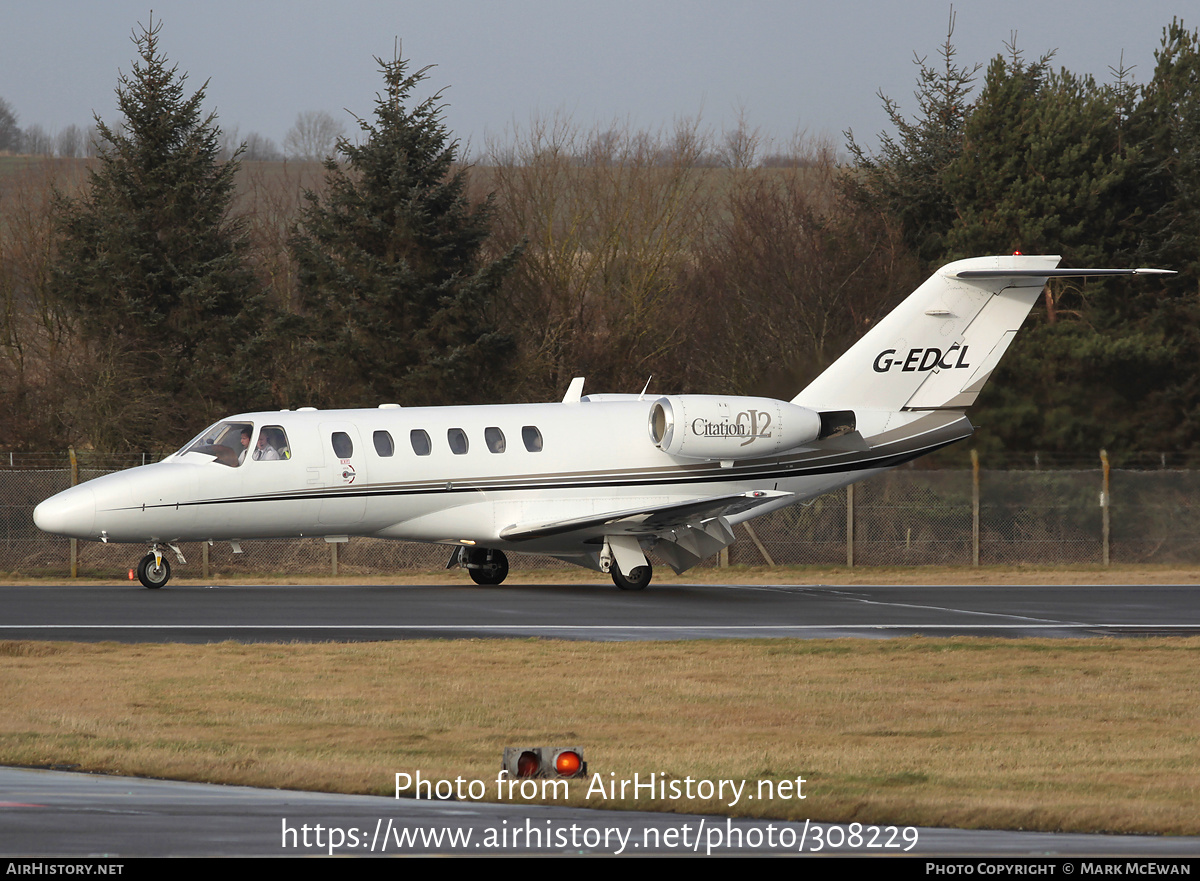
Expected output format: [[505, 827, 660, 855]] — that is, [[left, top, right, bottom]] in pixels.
[[253, 430, 280, 461]]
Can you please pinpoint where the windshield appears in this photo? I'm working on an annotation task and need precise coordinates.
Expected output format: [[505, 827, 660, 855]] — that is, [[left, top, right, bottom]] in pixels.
[[176, 420, 254, 467]]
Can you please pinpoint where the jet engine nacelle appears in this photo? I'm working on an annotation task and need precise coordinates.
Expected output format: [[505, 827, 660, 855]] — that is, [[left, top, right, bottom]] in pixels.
[[648, 395, 823, 461]]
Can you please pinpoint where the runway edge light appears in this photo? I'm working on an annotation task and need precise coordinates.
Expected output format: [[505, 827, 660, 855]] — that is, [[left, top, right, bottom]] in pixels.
[[501, 747, 586, 779]]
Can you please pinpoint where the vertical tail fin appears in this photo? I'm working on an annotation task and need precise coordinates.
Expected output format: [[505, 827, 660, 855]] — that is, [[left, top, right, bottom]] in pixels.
[[793, 255, 1172, 413]]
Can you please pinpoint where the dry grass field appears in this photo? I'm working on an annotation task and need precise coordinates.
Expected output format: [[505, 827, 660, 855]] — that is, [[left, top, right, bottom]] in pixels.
[[2, 633, 1198, 835]]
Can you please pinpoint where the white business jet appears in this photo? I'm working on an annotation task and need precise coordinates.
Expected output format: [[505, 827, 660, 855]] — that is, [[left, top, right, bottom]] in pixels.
[[34, 255, 1171, 590]]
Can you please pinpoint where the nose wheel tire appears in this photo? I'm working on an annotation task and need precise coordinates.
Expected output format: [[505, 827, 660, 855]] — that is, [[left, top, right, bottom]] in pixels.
[[612, 563, 652, 591], [137, 553, 171, 589]]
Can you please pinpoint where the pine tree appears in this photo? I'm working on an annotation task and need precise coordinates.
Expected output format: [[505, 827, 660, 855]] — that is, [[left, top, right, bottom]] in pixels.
[[943, 51, 1132, 265], [1130, 19, 1200, 281], [942, 46, 1189, 459], [287, 51, 521, 408], [53, 18, 264, 453], [843, 12, 980, 269]]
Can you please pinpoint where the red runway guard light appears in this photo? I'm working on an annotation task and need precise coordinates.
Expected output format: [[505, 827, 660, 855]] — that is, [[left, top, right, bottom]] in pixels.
[[516, 750, 541, 778], [554, 750, 582, 776], [502, 746, 587, 779]]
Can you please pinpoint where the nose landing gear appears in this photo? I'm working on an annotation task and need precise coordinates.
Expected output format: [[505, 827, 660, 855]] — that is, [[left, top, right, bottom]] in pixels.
[[137, 551, 171, 589], [135, 544, 185, 589]]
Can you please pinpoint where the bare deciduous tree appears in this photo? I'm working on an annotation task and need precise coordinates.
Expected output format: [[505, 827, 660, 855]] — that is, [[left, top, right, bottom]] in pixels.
[[486, 114, 712, 398], [283, 110, 345, 161], [21, 124, 52, 156], [243, 131, 283, 161], [0, 97, 21, 152], [55, 125, 84, 158]]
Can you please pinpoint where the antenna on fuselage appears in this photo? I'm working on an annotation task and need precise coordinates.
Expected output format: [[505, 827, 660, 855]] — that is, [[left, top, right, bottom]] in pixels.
[[638, 376, 653, 400]]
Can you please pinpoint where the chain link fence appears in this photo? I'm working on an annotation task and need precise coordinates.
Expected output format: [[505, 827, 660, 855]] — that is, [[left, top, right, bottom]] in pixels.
[[4, 453, 1197, 577]]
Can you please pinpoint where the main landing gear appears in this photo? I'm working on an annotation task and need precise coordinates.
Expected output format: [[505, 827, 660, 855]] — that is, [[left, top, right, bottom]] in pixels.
[[611, 562, 652, 591], [600, 535, 653, 590], [450, 547, 510, 585]]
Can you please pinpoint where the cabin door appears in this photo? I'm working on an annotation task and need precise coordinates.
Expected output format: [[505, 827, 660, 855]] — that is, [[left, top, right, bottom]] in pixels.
[[316, 422, 368, 527]]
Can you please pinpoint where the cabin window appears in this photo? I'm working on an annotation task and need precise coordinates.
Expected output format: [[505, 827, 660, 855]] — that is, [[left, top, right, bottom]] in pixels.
[[522, 426, 543, 452], [485, 427, 506, 453], [331, 431, 354, 459], [179, 421, 254, 468], [447, 428, 469, 455], [373, 430, 395, 457], [253, 426, 290, 461], [410, 429, 431, 456]]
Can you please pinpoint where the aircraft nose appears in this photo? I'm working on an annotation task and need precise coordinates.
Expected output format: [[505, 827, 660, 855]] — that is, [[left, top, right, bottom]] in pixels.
[[33, 484, 97, 538]]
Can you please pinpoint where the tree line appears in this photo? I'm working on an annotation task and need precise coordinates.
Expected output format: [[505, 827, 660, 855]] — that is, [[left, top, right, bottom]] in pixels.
[[1, 17, 1198, 464]]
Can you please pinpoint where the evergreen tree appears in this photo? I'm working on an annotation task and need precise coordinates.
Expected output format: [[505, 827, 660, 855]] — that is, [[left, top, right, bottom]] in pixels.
[[843, 13, 980, 268], [287, 51, 521, 409], [53, 18, 264, 453], [943, 52, 1133, 264], [1130, 19, 1200, 281], [943, 47, 1189, 460]]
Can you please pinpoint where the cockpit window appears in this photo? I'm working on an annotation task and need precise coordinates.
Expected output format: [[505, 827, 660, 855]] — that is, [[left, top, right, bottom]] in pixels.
[[252, 426, 290, 461], [178, 421, 254, 468]]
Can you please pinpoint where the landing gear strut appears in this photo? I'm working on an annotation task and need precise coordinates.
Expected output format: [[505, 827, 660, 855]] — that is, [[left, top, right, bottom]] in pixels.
[[137, 551, 171, 589], [612, 561, 652, 591], [452, 547, 509, 585]]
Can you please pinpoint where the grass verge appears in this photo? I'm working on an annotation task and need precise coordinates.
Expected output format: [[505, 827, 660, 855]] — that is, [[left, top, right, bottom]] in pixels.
[[2, 636, 1198, 834]]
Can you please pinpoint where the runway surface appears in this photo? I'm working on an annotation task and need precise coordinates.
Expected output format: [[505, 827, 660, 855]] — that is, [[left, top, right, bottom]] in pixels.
[[3, 767, 1199, 857], [1, 581, 1199, 642]]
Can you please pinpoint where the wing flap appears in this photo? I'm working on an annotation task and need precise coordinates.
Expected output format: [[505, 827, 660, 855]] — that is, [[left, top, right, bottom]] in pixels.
[[499, 490, 792, 542]]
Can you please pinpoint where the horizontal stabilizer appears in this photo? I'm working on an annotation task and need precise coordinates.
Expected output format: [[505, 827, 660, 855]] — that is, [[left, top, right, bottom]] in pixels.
[[953, 268, 1175, 279]]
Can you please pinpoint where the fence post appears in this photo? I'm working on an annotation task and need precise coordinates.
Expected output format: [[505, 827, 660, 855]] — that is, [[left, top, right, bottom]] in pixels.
[[68, 447, 78, 578], [846, 483, 855, 568], [971, 449, 980, 567], [1100, 449, 1110, 566], [202, 541, 210, 580], [741, 521, 775, 567], [331, 540, 339, 577]]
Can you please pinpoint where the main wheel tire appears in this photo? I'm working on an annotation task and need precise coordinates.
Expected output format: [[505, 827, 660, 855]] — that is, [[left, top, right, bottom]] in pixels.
[[612, 563, 652, 591], [137, 553, 171, 589], [468, 549, 509, 586]]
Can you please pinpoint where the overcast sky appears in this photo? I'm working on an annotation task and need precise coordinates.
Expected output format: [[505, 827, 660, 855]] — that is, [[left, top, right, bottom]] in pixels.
[[1, 1, 1193, 159]]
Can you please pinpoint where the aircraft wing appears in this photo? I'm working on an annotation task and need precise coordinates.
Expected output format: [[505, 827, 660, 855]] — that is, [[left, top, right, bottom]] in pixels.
[[498, 490, 792, 543]]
